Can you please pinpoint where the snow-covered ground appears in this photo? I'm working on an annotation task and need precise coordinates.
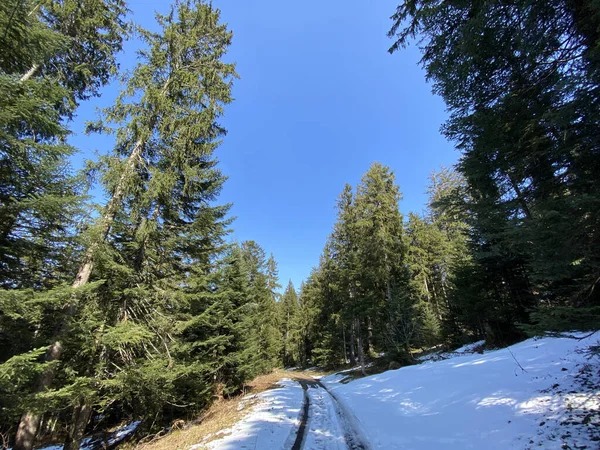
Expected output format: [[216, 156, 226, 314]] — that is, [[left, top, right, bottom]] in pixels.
[[417, 339, 486, 363], [19, 420, 142, 450], [322, 333, 600, 449], [201, 378, 304, 449]]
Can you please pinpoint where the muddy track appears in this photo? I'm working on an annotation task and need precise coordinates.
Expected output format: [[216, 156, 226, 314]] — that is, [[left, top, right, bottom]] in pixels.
[[291, 379, 315, 450], [291, 378, 368, 450]]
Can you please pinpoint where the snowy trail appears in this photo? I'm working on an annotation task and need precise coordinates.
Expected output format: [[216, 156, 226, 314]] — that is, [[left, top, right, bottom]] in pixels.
[[294, 379, 369, 450], [205, 376, 369, 450]]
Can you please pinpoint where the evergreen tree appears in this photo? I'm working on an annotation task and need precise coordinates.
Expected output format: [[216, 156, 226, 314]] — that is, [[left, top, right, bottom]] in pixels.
[[0, 1, 128, 448], [353, 163, 413, 361], [5, 2, 237, 448], [405, 168, 475, 346], [240, 241, 282, 374], [290, 164, 423, 371], [279, 280, 299, 366], [0, 0, 128, 290], [389, 1, 600, 333]]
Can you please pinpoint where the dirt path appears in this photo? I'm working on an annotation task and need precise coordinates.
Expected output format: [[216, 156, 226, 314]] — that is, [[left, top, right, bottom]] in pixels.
[[291, 377, 369, 450]]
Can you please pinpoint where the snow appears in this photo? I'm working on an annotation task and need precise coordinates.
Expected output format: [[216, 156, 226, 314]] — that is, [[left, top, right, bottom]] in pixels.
[[107, 420, 142, 445], [200, 378, 304, 450], [21, 421, 141, 450], [302, 384, 347, 449], [417, 339, 487, 363], [321, 333, 600, 449], [301, 382, 368, 450]]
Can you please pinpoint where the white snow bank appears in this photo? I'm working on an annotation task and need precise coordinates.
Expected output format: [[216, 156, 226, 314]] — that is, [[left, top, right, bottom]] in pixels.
[[199, 378, 304, 450], [322, 333, 600, 450], [418, 339, 487, 363]]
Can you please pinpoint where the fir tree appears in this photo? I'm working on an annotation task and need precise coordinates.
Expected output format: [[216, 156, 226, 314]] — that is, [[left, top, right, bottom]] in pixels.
[[240, 241, 282, 375], [279, 280, 300, 366], [7, 1, 236, 448], [353, 163, 413, 361], [0, 0, 128, 290]]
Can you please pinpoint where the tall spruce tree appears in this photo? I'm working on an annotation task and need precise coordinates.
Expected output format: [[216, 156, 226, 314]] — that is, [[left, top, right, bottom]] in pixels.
[[279, 280, 300, 366], [0, 1, 128, 448], [353, 163, 413, 360], [7, 1, 236, 448], [0, 0, 128, 290], [240, 241, 282, 375]]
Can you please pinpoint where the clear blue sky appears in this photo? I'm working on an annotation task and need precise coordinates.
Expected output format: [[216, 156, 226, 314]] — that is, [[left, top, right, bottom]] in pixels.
[[69, 0, 458, 292]]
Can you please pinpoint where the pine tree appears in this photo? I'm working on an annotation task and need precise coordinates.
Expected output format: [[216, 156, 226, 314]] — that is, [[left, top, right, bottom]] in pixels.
[[353, 163, 413, 361], [279, 280, 300, 366], [328, 184, 363, 370], [0, 1, 128, 448], [0, 0, 128, 290]]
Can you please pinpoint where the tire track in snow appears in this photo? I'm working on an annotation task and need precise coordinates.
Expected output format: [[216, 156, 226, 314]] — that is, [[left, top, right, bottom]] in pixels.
[[292, 378, 369, 450]]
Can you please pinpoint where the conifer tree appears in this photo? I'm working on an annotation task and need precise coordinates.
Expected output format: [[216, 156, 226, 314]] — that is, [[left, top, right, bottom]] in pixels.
[[1, 1, 128, 448], [7, 2, 236, 448], [353, 163, 413, 360], [279, 281, 300, 366], [240, 241, 282, 374], [0, 0, 128, 290], [389, 0, 600, 333]]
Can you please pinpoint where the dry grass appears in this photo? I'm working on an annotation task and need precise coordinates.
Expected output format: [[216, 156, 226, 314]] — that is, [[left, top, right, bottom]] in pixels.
[[135, 369, 325, 450]]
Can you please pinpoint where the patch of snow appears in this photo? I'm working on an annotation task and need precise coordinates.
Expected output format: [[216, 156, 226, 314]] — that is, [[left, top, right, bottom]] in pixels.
[[454, 340, 486, 354], [418, 340, 487, 363], [197, 378, 304, 450], [321, 333, 600, 449], [107, 420, 141, 445], [25, 420, 141, 450]]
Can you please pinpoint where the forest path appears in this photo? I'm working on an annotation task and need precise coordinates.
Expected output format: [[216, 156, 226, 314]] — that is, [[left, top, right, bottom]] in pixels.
[[291, 376, 369, 450]]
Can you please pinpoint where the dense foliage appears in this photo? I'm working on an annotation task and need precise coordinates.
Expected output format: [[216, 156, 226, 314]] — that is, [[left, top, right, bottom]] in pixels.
[[0, 1, 283, 449], [282, 164, 477, 371], [389, 0, 600, 332], [280, 0, 600, 373]]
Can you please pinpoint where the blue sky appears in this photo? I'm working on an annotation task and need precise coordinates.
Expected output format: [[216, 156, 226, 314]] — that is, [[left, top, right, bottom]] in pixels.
[[69, 0, 458, 292]]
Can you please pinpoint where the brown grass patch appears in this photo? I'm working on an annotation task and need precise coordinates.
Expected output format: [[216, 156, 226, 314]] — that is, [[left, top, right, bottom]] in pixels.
[[135, 369, 326, 450]]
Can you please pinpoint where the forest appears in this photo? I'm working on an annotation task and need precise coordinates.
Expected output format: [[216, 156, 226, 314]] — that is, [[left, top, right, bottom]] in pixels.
[[1, 0, 599, 449]]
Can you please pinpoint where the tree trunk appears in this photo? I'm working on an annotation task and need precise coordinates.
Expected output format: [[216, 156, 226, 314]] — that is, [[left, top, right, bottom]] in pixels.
[[356, 318, 366, 376], [349, 320, 356, 366], [13, 340, 64, 450], [367, 316, 374, 355], [14, 412, 42, 450], [20, 63, 40, 82], [507, 174, 532, 219], [63, 401, 93, 450], [342, 326, 348, 364], [13, 137, 147, 450]]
